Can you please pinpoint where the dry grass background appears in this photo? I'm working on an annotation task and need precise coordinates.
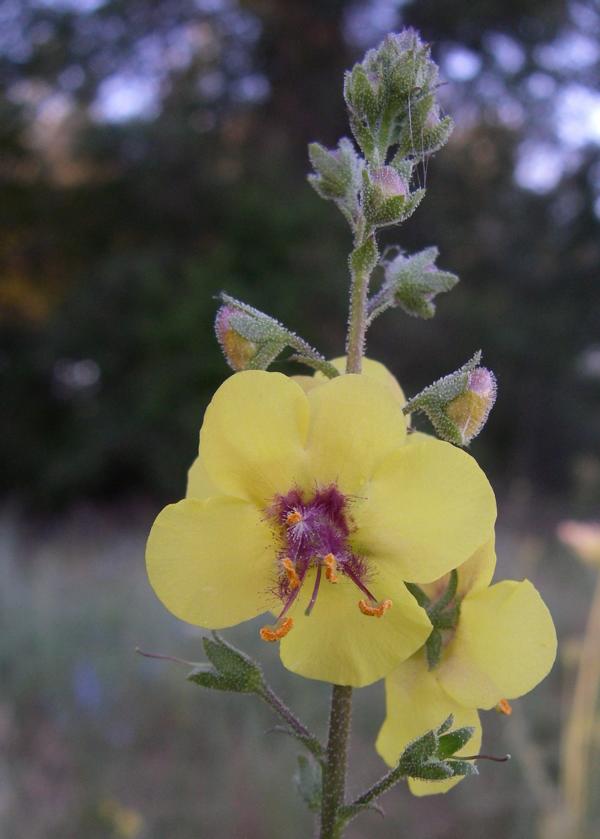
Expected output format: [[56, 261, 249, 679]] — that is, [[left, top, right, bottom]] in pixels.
[[1, 494, 596, 839]]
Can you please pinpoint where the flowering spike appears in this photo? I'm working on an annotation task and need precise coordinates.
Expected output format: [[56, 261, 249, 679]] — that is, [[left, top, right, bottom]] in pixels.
[[358, 598, 392, 617], [260, 617, 294, 643]]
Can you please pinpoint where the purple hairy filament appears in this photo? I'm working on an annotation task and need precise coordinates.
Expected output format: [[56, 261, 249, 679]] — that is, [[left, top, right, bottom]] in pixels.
[[259, 485, 392, 642]]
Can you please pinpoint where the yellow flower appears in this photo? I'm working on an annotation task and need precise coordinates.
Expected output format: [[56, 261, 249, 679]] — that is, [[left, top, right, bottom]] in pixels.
[[146, 369, 496, 687], [376, 538, 557, 794]]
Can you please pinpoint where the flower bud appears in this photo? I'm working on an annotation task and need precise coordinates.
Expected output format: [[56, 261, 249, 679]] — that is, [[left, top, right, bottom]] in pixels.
[[404, 353, 497, 447], [371, 166, 408, 199], [215, 305, 259, 371], [446, 367, 497, 445]]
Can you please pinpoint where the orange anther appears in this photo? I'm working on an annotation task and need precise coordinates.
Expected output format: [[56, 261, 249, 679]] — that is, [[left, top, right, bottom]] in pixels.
[[324, 553, 338, 583], [259, 617, 294, 643], [286, 510, 303, 526], [358, 598, 392, 617], [496, 698, 513, 716], [282, 557, 300, 590]]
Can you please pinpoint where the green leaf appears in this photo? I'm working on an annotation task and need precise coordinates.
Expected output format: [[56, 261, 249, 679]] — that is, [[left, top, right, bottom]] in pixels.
[[188, 633, 265, 694], [294, 755, 322, 813]]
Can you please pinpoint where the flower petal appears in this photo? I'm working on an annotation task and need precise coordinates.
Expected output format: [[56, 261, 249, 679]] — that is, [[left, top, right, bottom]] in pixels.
[[200, 371, 310, 504], [278, 564, 430, 687], [437, 580, 557, 709], [146, 497, 277, 628], [422, 537, 497, 602], [305, 374, 407, 494], [186, 455, 219, 500], [314, 356, 407, 406], [352, 436, 497, 583], [291, 375, 321, 394], [376, 654, 482, 796]]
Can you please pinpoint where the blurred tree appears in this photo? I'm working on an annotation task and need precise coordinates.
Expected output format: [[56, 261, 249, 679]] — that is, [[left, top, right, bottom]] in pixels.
[[1, 0, 599, 509]]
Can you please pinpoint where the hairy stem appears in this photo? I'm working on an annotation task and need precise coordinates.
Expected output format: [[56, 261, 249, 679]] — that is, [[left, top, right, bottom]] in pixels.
[[342, 761, 405, 820], [346, 233, 377, 374], [260, 683, 324, 763], [319, 685, 353, 838]]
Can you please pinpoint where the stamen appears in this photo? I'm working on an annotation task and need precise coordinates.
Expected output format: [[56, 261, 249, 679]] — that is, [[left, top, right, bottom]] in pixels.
[[282, 557, 300, 590], [358, 598, 392, 617], [324, 553, 338, 583], [496, 698, 513, 716], [259, 616, 294, 642], [305, 564, 323, 617], [286, 510, 303, 526]]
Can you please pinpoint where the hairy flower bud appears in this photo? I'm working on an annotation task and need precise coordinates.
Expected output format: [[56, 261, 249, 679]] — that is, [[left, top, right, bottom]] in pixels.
[[371, 166, 408, 198], [404, 353, 497, 447], [446, 367, 497, 445], [215, 305, 260, 371]]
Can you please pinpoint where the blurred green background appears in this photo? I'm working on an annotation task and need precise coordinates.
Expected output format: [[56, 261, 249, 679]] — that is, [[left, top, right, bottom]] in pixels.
[[2, 0, 600, 836]]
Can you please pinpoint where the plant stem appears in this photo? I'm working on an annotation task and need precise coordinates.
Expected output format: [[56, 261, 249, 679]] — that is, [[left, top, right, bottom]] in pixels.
[[260, 683, 324, 763], [342, 761, 405, 819], [346, 264, 368, 374], [319, 685, 353, 838]]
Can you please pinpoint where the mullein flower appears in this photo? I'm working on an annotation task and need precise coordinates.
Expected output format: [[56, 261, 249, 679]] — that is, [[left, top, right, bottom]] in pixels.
[[376, 536, 557, 794], [146, 370, 496, 687]]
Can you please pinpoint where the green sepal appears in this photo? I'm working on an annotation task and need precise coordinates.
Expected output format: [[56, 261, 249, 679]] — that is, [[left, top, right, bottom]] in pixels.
[[438, 727, 476, 759], [446, 759, 479, 778], [403, 352, 488, 446], [429, 568, 458, 617], [361, 168, 424, 228], [217, 292, 328, 373], [188, 632, 264, 695], [404, 351, 481, 416], [398, 729, 437, 767], [308, 137, 363, 227], [436, 714, 455, 735], [425, 628, 442, 670], [294, 755, 322, 813], [370, 246, 459, 322], [405, 582, 430, 608], [343, 64, 381, 125], [409, 760, 454, 781]]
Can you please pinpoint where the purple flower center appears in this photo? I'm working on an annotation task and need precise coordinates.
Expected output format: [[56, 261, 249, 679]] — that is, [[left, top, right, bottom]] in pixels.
[[258, 485, 391, 642]]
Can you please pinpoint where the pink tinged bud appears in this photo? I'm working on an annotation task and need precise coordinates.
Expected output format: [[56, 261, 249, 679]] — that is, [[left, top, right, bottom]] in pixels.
[[371, 166, 408, 199], [468, 367, 495, 397], [446, 367, 497, 445], [215, 305, 257, 371]]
